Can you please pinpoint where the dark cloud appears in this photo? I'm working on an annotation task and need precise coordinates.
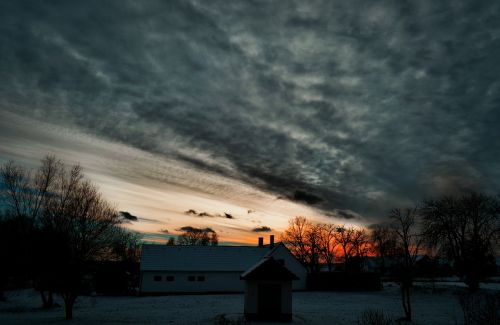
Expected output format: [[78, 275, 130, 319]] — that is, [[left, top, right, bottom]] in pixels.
[[252, 226, 273, 233], [119, 211, 138, 221], [177, 226, 215, 233], [1, 1, 500, 221], [119, 211, 160, 223], [185, 210, 215, 218], [138, 217, 161, 224], [185, 209, 235, 219], [159, 228, 169, 234], [289, 190, 323, 205], [326, 209, 360, 220]]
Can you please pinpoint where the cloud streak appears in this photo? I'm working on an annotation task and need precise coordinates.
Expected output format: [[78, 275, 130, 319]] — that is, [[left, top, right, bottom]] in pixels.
[[177, 226, 215, 234], [185, 209, 235, 219], [252, 226, 273, 233]]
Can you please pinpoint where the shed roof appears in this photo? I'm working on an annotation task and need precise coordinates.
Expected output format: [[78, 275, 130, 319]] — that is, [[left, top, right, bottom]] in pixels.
[[241, 257, 299, 281], [140, 244, 273, 272]]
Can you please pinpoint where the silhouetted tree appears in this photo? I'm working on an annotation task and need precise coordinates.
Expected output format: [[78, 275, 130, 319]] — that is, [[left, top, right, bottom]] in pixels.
[[0, 212, 33, 301], [420, 192, 500, 292], [282, 217, 310, 267], [317, 223, 337, 272], [0, 156, 60, 307], [335, 226, 369, 272], [1, 156, 60, 221], [390, 208, 422, 322], [1, 156, 131, 320], [110, 229, 142, 263], [177, 228, 215, 246], [281, 217, 321, 272], [370, 223, 399, 274], [166, 237, 175, 246], [210, 232, 219, 246], [39, 163, 125, 319]]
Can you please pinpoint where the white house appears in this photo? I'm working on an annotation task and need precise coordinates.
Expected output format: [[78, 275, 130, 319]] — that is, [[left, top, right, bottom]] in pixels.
[[139, 236, 307, 294]]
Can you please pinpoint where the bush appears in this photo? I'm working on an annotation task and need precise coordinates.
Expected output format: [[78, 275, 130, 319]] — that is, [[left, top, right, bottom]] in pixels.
[[357, 309, 393, 325]]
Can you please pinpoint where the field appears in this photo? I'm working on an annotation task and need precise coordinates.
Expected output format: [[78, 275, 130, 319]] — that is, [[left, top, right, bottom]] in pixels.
[[1, 282, 498, 324]]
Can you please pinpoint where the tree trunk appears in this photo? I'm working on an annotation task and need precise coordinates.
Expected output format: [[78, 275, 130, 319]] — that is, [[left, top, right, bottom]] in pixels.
[[405, 286, 412, 321], [464, 270, 480, 293], [64, 293, 76, 320], [40, 290, 54, 309], [401, 285, 407, 318], [40, 291, 48, 308], [400, 283, 412, 321], [0, 275, 5, 302], [65, 301, 73, 320]]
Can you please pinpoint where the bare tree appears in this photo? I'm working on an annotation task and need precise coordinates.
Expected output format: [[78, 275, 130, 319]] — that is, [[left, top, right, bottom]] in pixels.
[[281, 217, 321, 272], [317, 223, 337, 272], [1, 156, 60, 221], [0, 156, 61, 308], [306, 223, 322, 273], [370, 223, 399, 274], [335, 226, 369, 272], [390, 208, 422, 322], [281, 217, 311, 267], [110, 228, 143, 263], [352, 228, 370, 260], [210, 232, 219, 246], [39, 164, 125, 319], [1, 156, 130, 319], [420, 192, 500, 292], [176, 228, 215, 246]]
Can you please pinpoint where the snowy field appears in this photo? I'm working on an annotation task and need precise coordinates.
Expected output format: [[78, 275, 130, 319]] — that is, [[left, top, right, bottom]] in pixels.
[[0, 282, 498, 324]]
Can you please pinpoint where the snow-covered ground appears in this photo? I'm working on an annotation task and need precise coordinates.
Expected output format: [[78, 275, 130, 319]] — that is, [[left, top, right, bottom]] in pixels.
[[0, 282, 498, 324]]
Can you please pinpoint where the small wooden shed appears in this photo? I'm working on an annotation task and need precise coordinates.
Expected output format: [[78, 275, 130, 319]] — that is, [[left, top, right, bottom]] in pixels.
[[241, 257, 299, 322]]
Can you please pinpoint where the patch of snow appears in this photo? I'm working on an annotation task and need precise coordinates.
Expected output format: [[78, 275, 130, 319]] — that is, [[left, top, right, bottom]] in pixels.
[[0, 283, 497, 324]]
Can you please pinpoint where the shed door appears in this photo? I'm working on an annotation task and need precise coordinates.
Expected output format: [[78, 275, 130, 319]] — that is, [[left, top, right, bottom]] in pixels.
[[258, 283, 281, 316]]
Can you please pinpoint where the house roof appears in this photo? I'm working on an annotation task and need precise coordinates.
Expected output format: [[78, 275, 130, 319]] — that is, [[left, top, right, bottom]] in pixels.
[[241, 257, 299, 281], [140, 244, 275, 272]]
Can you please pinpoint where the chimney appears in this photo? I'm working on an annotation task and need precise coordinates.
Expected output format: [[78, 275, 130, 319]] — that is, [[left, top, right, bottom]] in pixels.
[[258, 237, 264, 247], [270, 235, 275, 248]]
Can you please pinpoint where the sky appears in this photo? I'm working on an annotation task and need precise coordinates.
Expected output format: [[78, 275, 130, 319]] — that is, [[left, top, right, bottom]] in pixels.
[[1, 1, 500, 244]]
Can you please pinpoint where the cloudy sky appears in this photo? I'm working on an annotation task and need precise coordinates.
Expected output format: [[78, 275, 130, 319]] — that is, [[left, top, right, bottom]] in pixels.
[[1, 0, 500, 244]]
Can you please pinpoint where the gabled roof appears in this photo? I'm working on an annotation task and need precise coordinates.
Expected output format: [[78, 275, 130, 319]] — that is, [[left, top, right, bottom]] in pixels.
[[140, 244, 272, 272], [241, 257, 299, 281]]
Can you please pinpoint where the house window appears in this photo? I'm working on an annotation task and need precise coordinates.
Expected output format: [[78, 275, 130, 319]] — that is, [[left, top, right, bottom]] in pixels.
[[188, 276, 196, 281], [153, 275, 162, 282], [197, 276, 205, 282], [166, 276, 175, 282]]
